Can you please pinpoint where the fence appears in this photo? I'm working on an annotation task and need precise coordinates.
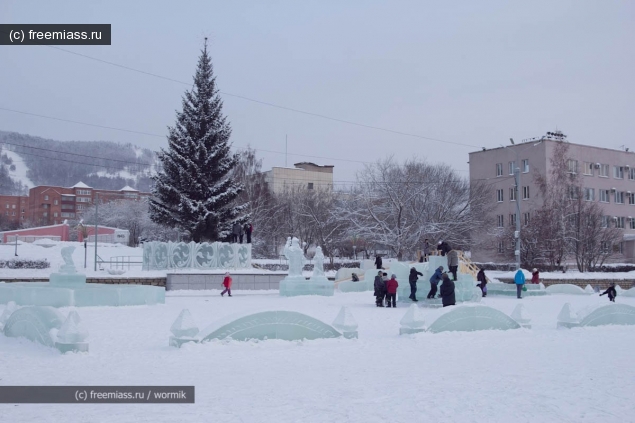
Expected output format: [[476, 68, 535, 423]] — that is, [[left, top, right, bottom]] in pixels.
[[5, 235, 61, 243]]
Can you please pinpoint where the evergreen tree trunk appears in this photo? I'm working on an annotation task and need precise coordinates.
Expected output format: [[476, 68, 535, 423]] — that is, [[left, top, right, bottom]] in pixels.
[[150, 40, 248, 242]]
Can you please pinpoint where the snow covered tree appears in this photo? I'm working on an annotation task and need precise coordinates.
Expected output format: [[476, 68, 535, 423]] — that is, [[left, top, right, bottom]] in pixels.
[[150, 40, 247, 242]]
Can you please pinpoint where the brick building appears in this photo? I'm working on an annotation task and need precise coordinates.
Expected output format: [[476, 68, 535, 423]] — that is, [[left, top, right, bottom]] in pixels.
[[0, 182, 148, 228], [469, 131, 635, 263]]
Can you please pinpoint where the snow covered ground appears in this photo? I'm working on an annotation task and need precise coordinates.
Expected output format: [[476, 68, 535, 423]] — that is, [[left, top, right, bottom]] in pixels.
[[1, 291, 634, 422], [489, 268, 635, 282]]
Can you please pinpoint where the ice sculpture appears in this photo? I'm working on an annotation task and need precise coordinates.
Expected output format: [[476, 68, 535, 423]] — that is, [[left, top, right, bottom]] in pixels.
[[0, 248, 165, 307], [142, 241, 251, 270], [557, 303, 635, 328], [3, 306, 64, 348], [55, 311, 89, 353], [399, 304, 426, 335], [623, 287, 635, 297], [279, 238, 334, 296], [169, 309, 200, 348], [312, 247, 326, 278], [486, 282, 547, 297], [199, 311, 342, 342], [510, 304, 531, 328], [0, 301, 17, 330], [332, 306, 358, 339], [545, 284, 588, 295], [615, 285, 623, 294], [557, 303, 580, 328], [426, 305, 521, 333], [584, 284, 595, 294]]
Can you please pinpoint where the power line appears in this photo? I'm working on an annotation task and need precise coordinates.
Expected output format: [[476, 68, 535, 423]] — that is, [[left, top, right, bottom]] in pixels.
[[42, 44, 480, 149]]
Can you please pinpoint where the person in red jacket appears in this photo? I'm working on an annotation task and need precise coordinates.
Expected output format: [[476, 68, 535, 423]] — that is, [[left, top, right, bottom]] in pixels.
[[221, 272, 232, 297], [385, 274, 399, 308]]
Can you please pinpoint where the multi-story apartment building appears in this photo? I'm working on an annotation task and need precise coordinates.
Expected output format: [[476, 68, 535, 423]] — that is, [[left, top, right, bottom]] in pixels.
[[264, 162, 334, 194], [469, 131, 635, 263], [0, 182, 148, 228]]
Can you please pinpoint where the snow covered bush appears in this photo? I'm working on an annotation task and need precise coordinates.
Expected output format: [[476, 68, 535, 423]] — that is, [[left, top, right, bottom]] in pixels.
[[0, 259, 50, 269]]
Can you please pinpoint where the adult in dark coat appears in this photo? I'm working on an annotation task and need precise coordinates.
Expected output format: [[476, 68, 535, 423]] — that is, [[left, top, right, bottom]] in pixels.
[[427, 266, 443, 299], [476, 268, 487, 297], [244, 223, 253, 244], [231, 222, 241, 243], [375, 255, 383, 270], [373, 271, 386, 307], [440, 273, 456, 307], [408, 267, 423, 302], [600, 284, 617, 302], [437, 241, 451, 256]]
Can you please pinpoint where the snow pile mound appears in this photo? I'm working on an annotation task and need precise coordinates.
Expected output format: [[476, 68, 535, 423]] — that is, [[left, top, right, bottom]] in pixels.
[[33, 238, 59, 246]]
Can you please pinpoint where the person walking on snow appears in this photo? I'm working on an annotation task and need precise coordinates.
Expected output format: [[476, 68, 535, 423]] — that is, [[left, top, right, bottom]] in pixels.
[[514, 269, 525, 299], [531, 268, 540, 284], [409, 267, 423, 302], [385, 274, 399, 308], [374, 271, 386, 307], [440, 273, 456, 307], [221, 272, 232, 297], [600, 283, 617, 302], [446, 249, 459, 281], [375, 255, 383, 270], [428, 266, 443, 299], [476, 268, 487, 297]]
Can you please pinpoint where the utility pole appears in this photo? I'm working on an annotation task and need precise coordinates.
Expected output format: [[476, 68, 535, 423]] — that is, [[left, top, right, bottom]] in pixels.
[[514, 158, 521, 271], [94, 192, 99, 271], [285, 134, 288, 167]]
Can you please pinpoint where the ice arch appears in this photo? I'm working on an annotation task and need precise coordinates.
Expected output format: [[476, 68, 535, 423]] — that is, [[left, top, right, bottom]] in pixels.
[[200, 311, 342, 342], [579, 304, 635, 327], [427, 305, 521, 333], [3, 306, 64, 347]]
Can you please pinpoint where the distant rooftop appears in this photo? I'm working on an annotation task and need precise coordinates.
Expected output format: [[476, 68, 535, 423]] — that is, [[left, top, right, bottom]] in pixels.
[[120, 185, 139, 192], [70, 181, 91, 189]]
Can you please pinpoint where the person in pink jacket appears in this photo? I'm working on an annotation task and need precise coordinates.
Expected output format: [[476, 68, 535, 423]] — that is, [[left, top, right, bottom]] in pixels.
[[221, 272, 232, 297]]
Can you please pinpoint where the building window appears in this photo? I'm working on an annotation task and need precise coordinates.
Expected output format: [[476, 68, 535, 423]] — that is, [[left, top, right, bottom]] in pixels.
[[497, 241, 505, 253], [11, 211, 15, 216], [599, 189, 610, 203], [599, 164, 609, 177], [54, 212, 58, 217], [44, 195, 49, 201], [509, 187, 517, 201], [616, 191, 625, 204], [43, 212, 48, 217], [584, 188, 595, 201], [508, 161, 516, 175], [61, 204, 74, 210], [629, 168, 635, 180], [11, 204, 15, 209], [497, 215, 504, 228], [496, 163, 503, 177], [630, 218, 635, 230], [522, 159, 529, 173], [76, 189, 91, 195], [54, 199, 58, 205], [567, 160, 578, 174], [629, 193, 635, 205], [509, 214, 517, 226], [76, 197, 91, 203], [583, 162, 594, 176], [601, 215, 610, 228], [616, 242, 624, 254], [614, 166, 625, 179], [76, 204, 85, 210], [60, 212, 75, 218], [496, 189, 503, 202], [522, 186, 530, 200], [616, 216, 625, 229], [307, 183, 314, 190], [523, 212, 530, 225], [568, 186, 580, 200], [5, 204, 8, 209], [600, 241, 610, 254]]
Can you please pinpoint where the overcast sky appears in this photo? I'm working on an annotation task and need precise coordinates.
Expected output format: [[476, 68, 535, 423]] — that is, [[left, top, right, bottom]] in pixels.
[[1, 0, 634, 185]]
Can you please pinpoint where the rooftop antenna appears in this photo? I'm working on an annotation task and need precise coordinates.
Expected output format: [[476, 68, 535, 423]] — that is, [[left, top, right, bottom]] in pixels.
[[285, 134, 288, 167], [510, 138, 515, 145]]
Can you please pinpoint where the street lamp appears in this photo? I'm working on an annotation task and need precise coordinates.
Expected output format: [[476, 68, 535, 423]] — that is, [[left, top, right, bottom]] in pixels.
[[505, 140, 543, 270]]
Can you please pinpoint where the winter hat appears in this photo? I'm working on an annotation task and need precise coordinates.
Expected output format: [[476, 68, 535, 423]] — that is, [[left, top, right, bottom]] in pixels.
[[438, 241, 442, 245], [438, 266, 444, 271], [377, 271, 382, 276], [391, 274, 397, 279], [532, 268, 537, 272], [225, 272, 230, 276]]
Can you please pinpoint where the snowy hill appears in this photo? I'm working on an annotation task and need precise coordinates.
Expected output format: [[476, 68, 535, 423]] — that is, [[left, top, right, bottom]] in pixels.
[[0, 131, 158, 194]]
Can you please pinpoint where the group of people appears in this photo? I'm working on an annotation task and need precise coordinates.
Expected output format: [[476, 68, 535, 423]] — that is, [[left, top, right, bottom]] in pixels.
[[231, 222, 253, 244], [373, 271, 399, 307]]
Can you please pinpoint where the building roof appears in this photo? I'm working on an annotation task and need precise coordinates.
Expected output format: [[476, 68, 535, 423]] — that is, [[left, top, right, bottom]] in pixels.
[[71, 181, 92, 189], [120, 185, 139, 192]]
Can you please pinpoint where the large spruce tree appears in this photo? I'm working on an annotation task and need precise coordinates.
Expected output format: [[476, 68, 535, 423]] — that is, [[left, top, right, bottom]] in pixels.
[[150, 40, 247, 242]]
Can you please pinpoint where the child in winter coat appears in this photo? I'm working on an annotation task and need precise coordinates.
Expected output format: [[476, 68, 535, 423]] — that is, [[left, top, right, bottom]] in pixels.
[[428, 266, 443, 299], [531, 268, 540, 284], [221, 272, 232, 297], [476, 268, 487, 297], [374, 271, 386, 307], [385, 274, 399, 308], [600, 283, 617, 302]]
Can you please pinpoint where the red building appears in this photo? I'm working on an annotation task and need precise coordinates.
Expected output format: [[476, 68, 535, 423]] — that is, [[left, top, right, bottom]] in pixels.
[[1, 182, 149, 227]]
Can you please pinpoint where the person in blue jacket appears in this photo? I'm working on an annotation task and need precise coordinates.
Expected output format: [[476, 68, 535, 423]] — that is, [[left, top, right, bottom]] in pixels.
[[427, 266, 444, 299], [514, 269, 525, 299]]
